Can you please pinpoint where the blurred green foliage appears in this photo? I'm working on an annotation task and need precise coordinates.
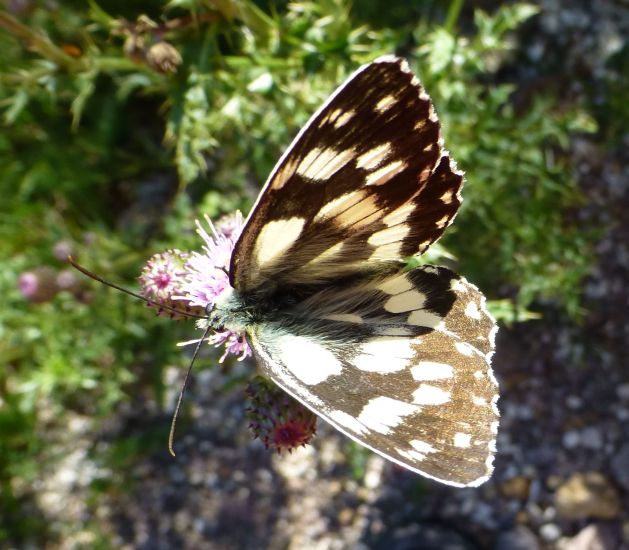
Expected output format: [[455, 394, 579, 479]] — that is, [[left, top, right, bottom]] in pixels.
[[0, 0, 598, 544]]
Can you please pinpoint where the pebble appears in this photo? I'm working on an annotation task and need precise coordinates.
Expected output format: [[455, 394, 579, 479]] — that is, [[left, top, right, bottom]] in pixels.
[[500, 476, 531, 500], [540, 523, 562, 543], [555, 472, 620, 520], [580, 426, 604, 450], [616, 408, 629, 421], [495, 525, 540, 550], [610, 443, 629, 491], [375, 523, 477, 550], [563, 430, 581, 449], [566, 395, 583, 409], [557, 524, 616, 550], [617, 384, 629, 400]]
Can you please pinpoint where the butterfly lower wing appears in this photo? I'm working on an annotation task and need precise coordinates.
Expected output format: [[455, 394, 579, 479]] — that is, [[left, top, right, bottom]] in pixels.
[[230, 56, 463, 292], [246, 266, 498, 487]]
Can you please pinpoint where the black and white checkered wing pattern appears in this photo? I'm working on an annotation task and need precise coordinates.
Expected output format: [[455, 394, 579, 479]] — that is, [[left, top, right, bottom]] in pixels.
[[226, 56, 500, 486], [247, 266, 498, 487], [230, 56, 463, 292]]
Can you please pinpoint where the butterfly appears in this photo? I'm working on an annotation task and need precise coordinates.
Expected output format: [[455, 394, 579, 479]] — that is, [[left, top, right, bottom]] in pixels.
[[207, 56, 498, 487]]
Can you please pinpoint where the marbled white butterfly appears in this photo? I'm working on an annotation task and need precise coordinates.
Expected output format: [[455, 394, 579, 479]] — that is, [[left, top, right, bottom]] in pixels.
[[210, 56, 499, 487]]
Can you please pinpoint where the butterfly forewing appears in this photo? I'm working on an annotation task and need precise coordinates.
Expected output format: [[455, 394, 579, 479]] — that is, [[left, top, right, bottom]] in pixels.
[[246, 267, 497, 487], [230, 56, 463, 292]]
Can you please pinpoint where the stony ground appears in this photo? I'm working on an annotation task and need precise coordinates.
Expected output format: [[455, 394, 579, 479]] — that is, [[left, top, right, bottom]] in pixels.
[[33, 1, 628, 548]]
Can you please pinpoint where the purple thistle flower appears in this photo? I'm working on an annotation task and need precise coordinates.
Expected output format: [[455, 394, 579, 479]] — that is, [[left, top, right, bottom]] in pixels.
[[179, 212, 243, 308], [208, 330, 252, 363], [177, 212, 252, 361], [139, 249, 204, 318]]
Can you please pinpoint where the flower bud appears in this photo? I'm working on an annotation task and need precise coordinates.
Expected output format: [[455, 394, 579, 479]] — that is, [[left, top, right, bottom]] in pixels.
[[52, 240, 74, 261], [246, 376, 317, 453], [146, 41, 182, 74]]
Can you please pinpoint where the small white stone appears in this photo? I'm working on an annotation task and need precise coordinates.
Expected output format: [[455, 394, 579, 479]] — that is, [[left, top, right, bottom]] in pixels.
[[563, 430, 581, 449], [539, 523, 561, 542]]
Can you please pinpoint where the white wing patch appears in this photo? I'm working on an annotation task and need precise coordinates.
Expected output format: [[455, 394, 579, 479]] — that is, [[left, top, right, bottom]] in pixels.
[[275, 334, 342, 385], [368, 224, 411, 247], [407, 309, 442, 328], [464, 300, 482, 319], [384, 289, 426, 313], [295, 147, 354, 181], [354, 337, 416, 373], [375, 94, 397, 113], [378, 272, 414, 294], [453, 432, 472, 448], [357, 396, 418, 435], [254, 218, 305, 266], [410, 361, 454, 381], [328, 409, 368, 435], [365, 159, 407, 186], [356, 142, 392, 170], [332, 109, 356, 129], [398, 439, 438, 462], [412, 384, 451, 405]]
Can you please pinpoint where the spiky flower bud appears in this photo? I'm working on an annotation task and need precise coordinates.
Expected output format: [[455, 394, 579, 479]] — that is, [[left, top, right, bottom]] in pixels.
[[139, 249, 203, 318], [246, 376, 317, 453], [146, 41, 182, 74]]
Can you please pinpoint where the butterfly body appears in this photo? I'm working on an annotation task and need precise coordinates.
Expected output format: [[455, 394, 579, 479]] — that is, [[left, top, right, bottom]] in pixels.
[[210, 56, 498, 487]]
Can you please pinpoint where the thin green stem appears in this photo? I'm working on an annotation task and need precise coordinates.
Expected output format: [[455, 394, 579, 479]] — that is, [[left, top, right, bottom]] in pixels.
[[444, 0, 464, 34], [0, 11, 84, 71]]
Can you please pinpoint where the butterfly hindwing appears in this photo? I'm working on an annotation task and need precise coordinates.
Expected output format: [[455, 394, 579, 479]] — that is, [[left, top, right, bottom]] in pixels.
[[246, 266, 498, 487], [230, 56, 463, 292]]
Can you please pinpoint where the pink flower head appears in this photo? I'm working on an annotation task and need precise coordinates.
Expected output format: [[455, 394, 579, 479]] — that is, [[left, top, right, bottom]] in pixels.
[[177, 212, 252, 361], [179, 212, 244, 309], [139, 249, 203, 318], [208, 330, 252, 363]]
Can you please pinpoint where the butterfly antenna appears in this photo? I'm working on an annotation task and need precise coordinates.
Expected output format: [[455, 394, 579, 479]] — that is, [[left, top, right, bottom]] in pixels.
[[168, 322, 213, 456], [68, 256, 206, 320]]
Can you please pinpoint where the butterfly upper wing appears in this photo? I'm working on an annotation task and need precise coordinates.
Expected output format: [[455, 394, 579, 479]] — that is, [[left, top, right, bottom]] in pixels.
[[246, 266, 498, 487], [230, 56, 463, 292]]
